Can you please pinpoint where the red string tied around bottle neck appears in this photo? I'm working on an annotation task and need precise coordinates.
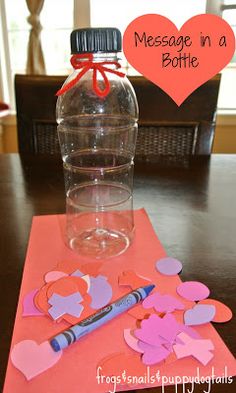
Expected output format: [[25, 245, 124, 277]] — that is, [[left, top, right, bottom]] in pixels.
[[56, 53, 125, 98]]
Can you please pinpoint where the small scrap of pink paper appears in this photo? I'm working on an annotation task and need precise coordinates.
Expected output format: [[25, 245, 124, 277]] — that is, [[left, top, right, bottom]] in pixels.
[[3, 210, 236, 393]]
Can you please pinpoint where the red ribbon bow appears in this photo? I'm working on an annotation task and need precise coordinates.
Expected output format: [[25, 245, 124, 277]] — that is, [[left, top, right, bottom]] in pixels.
[[56, 53, 125, 97]]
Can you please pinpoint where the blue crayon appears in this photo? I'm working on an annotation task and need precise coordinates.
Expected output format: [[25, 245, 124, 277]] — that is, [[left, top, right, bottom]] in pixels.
[[50, 284, 155, 352]]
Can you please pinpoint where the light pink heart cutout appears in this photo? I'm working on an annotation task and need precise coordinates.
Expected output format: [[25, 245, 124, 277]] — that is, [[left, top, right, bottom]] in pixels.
[[44, 270, 68, 283], [123, 14, 235, 105], [11, 340, 62, 380]]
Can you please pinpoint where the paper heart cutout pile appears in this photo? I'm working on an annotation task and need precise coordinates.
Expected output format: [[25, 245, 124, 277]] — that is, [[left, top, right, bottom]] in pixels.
[[123, 14, 235, 105]]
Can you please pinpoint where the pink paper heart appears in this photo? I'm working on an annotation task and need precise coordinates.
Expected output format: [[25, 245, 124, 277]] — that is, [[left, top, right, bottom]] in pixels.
[[123, 14, 235, 105], [11, 340, 62, 380], [44, 270, 68, 283]]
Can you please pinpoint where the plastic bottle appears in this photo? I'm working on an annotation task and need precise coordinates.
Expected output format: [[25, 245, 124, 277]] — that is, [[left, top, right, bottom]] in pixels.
[[56, 27, 138, 258]]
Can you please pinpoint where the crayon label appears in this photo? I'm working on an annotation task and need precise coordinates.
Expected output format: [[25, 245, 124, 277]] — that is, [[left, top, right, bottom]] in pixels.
[[79, 306, 112, 326]]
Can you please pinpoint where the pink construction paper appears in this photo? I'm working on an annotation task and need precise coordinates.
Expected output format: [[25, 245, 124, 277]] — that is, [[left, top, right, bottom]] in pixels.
[[173, 332, 214, 366], [184, 304, 216, 326], [10, 340, 62, 380], [177, 281, 210, 301], [3, 209, 236, 393], [143, 292, 185, 313], [22, 289, 44, 317]]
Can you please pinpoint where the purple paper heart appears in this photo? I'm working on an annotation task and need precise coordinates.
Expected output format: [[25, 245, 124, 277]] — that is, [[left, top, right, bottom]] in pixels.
[[184, 304, 216, 326], [22, 289, 44, 317], [88, 275, 112, 309]]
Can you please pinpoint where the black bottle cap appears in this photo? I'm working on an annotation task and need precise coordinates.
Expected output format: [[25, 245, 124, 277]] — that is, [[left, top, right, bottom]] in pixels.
[[70, 27, 122, 54]]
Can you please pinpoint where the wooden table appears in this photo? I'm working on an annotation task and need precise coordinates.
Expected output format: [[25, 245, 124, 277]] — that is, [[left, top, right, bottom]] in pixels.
[[0, 154, 235, 392]]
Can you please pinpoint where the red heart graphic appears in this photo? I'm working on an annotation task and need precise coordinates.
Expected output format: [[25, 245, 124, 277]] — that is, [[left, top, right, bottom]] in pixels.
[[123, 14, 235, 105]]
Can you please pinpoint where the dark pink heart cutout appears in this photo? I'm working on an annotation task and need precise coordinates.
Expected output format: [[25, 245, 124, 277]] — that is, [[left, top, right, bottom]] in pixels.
[[123, 14, 235, 105]]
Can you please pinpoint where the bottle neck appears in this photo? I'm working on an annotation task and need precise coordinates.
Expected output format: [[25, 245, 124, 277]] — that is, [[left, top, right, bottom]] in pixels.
[[61, 51, 124, 96], [74, 52, 119, 63], [92, 52, 119, 62]]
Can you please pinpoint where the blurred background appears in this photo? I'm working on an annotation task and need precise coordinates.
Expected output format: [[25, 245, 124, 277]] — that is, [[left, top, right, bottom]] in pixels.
[[0, 0, 235, 153]]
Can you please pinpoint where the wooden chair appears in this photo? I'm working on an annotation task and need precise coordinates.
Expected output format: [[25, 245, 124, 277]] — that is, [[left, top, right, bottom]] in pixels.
[[15, 74, 221, 160]]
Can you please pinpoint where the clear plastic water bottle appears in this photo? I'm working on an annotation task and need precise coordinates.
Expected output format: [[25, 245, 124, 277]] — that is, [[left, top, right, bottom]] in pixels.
[[56, 28, 138, 258]]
